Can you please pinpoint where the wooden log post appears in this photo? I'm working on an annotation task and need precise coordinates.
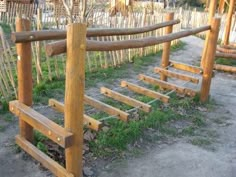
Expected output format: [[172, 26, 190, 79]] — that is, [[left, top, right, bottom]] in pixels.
[[200, 0, 217, 68], [161, 12, 174, 81], [218, 0, 226, 14], [64, 23, 86, 177], [222, 0, 235, 45], [200, 18, 221, 103], [15, 17, 33, 142]]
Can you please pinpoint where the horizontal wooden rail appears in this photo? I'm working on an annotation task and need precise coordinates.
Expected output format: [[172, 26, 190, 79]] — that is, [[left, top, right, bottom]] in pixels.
[[170, 60, 203, 74], [16, 135, 74, 177], [12, 19, 180, 43], [217, 46, 236, 54], [84, 95, 129, 122], [215, 52, 236, 59], [154, 67, 199, 84], [100, 87, 151, 113], [48, 99, 102, 131], [120, 81, 170, 103], [9, 100, 73, 148], [138, 74, 197, 97], [46, 25, 211, 56], [214, 64, 236, 72]]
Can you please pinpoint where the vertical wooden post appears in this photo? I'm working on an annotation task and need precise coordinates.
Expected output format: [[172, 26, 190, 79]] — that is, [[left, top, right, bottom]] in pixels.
[[219, 0, 226, 14], [65, 23, 86, 177], [15, 17, 33, 142], [200, 0, 217, 68], [223, 0, 235, 45], [161, 12, 174, 81], [200, 18, 221, 103]]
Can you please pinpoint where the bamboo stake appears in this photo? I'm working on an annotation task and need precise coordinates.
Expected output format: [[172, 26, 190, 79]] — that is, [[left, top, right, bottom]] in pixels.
[[15, 17, 33, 142], [200, 18, 221, 102], [65, 23, 86, 177], [161, 12, 174, 81]]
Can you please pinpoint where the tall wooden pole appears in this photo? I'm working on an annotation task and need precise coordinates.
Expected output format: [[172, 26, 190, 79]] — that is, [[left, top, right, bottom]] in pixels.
[[15, 17, 33, 142], [161, 12, 174, 81], [200, 18, 221, 103], [200, 0, 217, 68], [219, 0, 226, 14], [65, 23, 86, 177], [223, 0, 235, 45]]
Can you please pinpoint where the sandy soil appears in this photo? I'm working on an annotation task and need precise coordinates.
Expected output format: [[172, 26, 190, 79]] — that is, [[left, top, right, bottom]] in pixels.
[[0, 36, 235, 177]]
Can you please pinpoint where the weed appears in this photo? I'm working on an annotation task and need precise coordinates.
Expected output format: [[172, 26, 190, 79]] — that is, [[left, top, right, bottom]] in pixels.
[[190, 137, 212, 147], [181, 126, 195, 136], [0, 125, 5, 132]]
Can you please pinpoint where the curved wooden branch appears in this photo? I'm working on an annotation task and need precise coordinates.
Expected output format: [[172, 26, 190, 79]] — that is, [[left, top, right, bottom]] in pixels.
[[46, 25, 210, 57], [11, 19, 180, 43]]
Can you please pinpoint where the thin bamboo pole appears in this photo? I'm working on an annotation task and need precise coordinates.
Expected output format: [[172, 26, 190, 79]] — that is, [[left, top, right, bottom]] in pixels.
[[15, 17, 33, 142], [64, 23, 86, 177], [223, 0, 235, 45], [200, 18, 221, 103], [161, 12, 174, 81]]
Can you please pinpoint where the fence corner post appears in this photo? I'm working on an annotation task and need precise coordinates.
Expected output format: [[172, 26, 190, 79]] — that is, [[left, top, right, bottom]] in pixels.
[[64, 23, 87, 177], [15, 16, 33, 142], [161, 12, 174, 81], [200, 17, 221, 103]]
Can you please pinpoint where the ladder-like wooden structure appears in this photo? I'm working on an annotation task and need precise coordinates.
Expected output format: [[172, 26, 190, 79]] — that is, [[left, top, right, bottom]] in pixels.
[[10, 8, 220, 177]]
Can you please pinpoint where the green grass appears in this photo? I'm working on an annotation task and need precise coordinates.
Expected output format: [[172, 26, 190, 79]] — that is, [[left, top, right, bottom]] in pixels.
[[0, 23, 11, 36], [215, 57, 236, 66]]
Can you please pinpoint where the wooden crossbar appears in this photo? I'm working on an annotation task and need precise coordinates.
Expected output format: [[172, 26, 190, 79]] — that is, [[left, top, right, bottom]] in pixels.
[[154, 67, 199, 84], [9, 100, 73, 148], [100, 87, 151, 113], [214, 64, 236, 73], [48, 99, 102, 131], [84, 95, 129, 122], [170, 60, 203, 74], [16, 135, 74, 177], [120, 81, 170, 103], [215, 52, 236, 59], [138, 74, 197, 97]]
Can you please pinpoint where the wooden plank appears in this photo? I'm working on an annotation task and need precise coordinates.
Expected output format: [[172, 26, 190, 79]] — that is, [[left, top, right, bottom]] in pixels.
[[120, 81, 170, 103], [84, 95, 129, 122], [139, 74, 197, 97], [46, 25, 211, 56], [170, 60, 203, 74], [15, 135, 74, 177], [215, 52, 236, 59], [214, 64, 236, 73], [154, 67, 199, 84], [9, 100, 73, 148], [48, 99, 102, 131], [100, 87, 151, 113]]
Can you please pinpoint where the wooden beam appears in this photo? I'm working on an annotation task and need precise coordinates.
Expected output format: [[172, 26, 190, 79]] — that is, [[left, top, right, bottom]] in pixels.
[[161, 12, 174, 81], [219, 0, 226, 13], [154, 67, 199, 84], [217, 46, 236, 54], [170, 60, 203, 74], [64, 23, 86, 177], [120, 81, 170, 103], [214, 64, 236, 72], [9, 100, 73, 148], [16, 17, 33, 142], [84, 95, 129, 122], [139, 74, 197, 97], [222, 0, 235, 45], [16, 135, 74, 177], [46, 25, 211, 56], [100, 87, 151, 113], [216, 52, 236, 59], [11, 19, 180, 43], [48, 99, 102, 131], [200, 18, 221, 102]]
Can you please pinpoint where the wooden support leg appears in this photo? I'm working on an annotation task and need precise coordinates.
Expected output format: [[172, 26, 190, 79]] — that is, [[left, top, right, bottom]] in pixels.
[[200, 0, 217, 68], [64, 23, 87, 177], [15, 17, 33, 142], [161, 12, 174, 81], [200, 18, 221, 103], [222, 0, 235, 45]]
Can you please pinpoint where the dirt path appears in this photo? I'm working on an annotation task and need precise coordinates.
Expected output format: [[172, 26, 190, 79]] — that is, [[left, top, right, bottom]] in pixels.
[[0, 36, 235, 177], [97, 36, 236, 177]]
